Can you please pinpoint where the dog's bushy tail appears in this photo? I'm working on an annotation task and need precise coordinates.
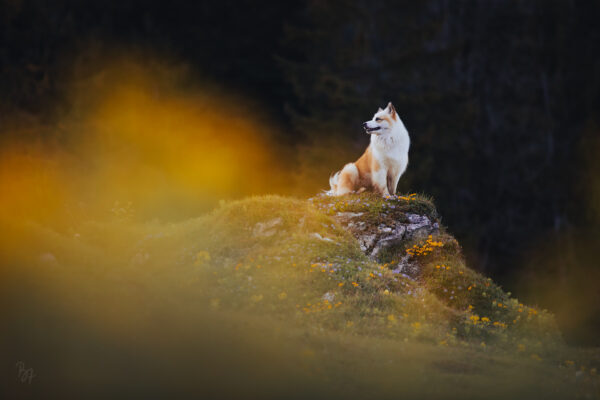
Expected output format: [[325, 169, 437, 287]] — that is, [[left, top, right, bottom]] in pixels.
[[327, 171, 340, 195]]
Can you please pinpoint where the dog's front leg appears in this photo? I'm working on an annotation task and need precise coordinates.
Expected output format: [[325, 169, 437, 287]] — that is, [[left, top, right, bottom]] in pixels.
[[387, 159, 408, 195], [386, 174, 396, 195], [387, 169, 401, 195], [372, 169, 390, 196]]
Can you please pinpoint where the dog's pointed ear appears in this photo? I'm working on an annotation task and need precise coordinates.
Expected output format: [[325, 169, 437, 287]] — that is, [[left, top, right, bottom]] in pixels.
[[387, 102, 397, 120]]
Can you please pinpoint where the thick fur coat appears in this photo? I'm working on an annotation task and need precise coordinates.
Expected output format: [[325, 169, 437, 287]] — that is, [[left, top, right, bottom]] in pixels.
[[329, 102, 410, 196]]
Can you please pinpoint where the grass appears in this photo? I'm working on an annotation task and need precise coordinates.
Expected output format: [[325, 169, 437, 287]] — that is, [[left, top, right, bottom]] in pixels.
[[2, 193, 599, 399]]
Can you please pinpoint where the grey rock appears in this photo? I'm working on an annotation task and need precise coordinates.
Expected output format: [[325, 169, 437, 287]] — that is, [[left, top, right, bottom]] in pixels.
[[370, 226, 406, 258], [322, 292, 335, 302], [336, 212, 364, 219], [331, 206, 440, 278], [359, 234, 377, 251], [392, 254, 421, 279], [311, 232, 334, 242], [404, 214, 439, 241], [253, 217, 282, 237], [378, 225, 393, 233]]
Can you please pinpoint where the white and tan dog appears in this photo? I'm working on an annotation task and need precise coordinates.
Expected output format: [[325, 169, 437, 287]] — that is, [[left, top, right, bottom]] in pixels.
[[329, 102, 410, 196]]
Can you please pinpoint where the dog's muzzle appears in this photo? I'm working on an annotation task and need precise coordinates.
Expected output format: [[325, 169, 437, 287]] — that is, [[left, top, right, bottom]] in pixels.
[[363, 122, 381, 134]]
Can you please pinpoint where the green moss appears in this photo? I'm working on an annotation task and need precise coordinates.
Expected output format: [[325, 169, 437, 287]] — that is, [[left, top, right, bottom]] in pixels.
[[310, 192, 439, 222]]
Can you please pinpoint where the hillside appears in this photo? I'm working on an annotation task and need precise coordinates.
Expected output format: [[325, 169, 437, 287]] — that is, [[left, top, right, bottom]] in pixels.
[[3, 193, 599, 399]]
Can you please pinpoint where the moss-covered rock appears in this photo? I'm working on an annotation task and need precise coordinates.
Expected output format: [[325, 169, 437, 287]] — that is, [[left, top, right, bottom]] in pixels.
[[308, 192, 563, 348]]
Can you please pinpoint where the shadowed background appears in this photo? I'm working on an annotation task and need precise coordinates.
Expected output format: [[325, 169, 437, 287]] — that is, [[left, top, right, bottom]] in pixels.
[[1, 0, 599, 347]]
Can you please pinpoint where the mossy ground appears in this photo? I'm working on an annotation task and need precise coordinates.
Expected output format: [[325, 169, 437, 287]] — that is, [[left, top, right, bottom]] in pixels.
[[3, 194, 599, 399], [311, 191, 438, 225]]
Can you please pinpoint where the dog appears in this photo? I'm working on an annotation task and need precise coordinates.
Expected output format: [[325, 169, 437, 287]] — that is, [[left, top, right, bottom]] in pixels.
[[328, 102, 410, 196]]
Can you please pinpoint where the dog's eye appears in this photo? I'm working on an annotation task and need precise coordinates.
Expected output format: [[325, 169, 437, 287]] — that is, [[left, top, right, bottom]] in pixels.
[[375, 118, 382, 122]]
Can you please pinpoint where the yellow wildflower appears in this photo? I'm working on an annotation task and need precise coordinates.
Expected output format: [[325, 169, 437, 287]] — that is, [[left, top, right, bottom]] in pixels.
[[194, 250, 211, 266], [250, 294, 263, 303]]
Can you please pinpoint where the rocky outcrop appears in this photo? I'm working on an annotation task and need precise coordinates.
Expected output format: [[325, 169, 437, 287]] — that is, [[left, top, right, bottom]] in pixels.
[[334, 211, 438, 255], [333, 210, 439, 278], [310, 193, 441, 279]]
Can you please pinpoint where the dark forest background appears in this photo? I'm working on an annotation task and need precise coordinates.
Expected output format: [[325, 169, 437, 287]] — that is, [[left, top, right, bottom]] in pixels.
[[1, 0, 599, 344]]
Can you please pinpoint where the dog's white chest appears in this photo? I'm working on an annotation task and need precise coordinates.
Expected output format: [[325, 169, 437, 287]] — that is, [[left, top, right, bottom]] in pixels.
[[372, 133, 409, 166]]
